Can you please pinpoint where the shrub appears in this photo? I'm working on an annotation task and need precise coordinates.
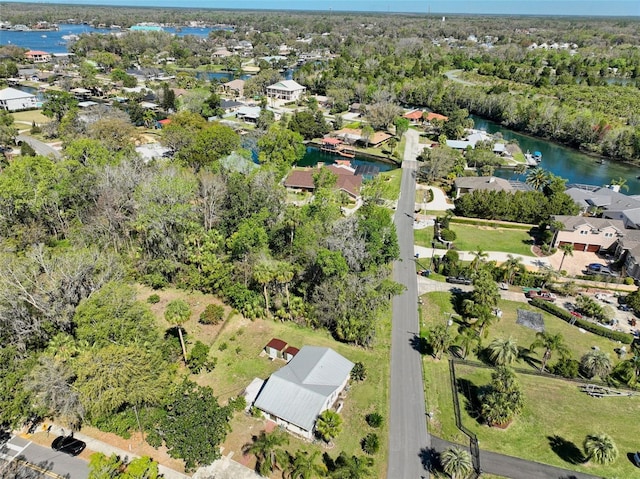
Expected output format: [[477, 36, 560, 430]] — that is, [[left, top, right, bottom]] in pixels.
[[529, 298, 633, 344], [351, 362, 367, 381], [361, 433, 380, 455], [550, 358, 580, 378], [440, 228, 457, 242], [624, 277, 635, 285], [228, 395, 247, 412], [147, 294, 161, 304], [365, 412, 383, 428], [187, 341, 214, 373], [218, 342, 228, 351], [199, 304, 225, 325]]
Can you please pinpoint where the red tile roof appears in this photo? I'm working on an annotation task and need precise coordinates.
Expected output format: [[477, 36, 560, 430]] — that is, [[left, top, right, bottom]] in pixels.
[[266, 338, 287, 351], [425, 112, 448, 122], [403, 110, 423, 120], [26, 50, 49, 56], [284, 346, 299, 356], [322, 137, 343, 145]]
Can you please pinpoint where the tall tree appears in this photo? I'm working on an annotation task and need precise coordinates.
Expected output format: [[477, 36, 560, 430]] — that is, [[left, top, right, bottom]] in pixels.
[[242, 430, 289, 477], [525, 167, 550, 191], [164, 299, 191, 363], [530, 332, 570, 372], [558, 244, 574, 272], [329, 452, 373, 479], [286, 450, 327, 479]]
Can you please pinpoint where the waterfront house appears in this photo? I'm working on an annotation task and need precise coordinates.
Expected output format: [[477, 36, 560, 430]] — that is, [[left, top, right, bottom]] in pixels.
[[551, 215, 624, 252], [284, 164, 364, 200], [266, 80, 306, 102], [0, 87, 37, 112], [253, 346, 353, 439], [565, 185, 640, 229], [454, 176, 514, 196], [25, 50, 51, 63]]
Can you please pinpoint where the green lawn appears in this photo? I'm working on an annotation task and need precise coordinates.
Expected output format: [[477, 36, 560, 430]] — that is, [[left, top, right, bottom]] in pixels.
[[11, 110, 51, 126], [414, 227, 434, 249], [378, 169, 402, 201], [421, 290, 639, 479], [450, 224, 534, 256]]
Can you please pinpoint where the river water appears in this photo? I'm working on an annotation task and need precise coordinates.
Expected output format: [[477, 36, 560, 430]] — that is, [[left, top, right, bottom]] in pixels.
[[0, 23, 227, 53], [297, 146, 396, 172], [471, 115, 640, 195]]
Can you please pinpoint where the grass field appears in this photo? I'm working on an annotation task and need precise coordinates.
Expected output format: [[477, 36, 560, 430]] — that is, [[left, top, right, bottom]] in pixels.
[[421, 290, 639, 478], [136, 284, 391, 478], [11, 110, 51, 126], [378, 168, 402, 201], [450, 223, 534, 256]]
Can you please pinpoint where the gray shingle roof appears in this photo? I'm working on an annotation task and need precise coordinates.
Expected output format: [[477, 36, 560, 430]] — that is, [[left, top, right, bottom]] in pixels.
[[254, 346, 353, 432]]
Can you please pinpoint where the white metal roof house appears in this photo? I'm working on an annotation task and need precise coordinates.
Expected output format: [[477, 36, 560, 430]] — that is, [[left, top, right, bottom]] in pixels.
[[266, 80, 306, 102], [0, 87, 37, 112], [253, 346, 353, 439]]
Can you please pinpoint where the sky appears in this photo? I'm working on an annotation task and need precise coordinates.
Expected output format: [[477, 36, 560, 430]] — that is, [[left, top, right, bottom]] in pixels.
[[1, 0, 639, 16]]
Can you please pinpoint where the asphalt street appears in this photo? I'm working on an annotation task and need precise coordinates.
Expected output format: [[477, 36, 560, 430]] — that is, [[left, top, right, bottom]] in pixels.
[[1, 434, 88, 479], [388, 130, 431, 478]]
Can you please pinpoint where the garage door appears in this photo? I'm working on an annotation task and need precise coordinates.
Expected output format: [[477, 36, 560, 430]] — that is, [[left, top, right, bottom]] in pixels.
[[586, 244, 600, 252], [572, 243, 586, 251]]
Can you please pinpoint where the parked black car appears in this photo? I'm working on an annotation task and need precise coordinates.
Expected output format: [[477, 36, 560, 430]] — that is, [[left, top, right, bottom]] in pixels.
[[446, 276, 472, 285], [51, 435, 86, 456]]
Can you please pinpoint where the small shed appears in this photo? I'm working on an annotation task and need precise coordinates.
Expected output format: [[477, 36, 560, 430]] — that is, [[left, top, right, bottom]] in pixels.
[[265, 338, 287, 359], [283, 346, 299, 363]]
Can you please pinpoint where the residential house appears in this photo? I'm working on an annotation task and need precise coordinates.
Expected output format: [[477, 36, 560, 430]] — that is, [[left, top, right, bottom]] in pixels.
[[212, 48, 233, 59], [25, 50, 51, 63], [222, 79, 245, 98], [565, 185, 640, 229], [454, 176, 515, 197], [403, 109, 424, 124], [266, 80, 306, 102], [551, 215, 624, 252], [333, 128, 392, 147], [264, 338, 288, 359], [253, 346, 354, 439], [284, 164, 364, 200], [614, 229, 640, 281], [0, 87, 37, 112]]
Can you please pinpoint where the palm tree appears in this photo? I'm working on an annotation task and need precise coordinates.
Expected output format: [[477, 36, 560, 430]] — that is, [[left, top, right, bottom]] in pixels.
[[579, 350, 612, 380], [473, 304, 497, 338], [525, 167, 550, 191], [530, 332, 570, 372], [455, 326, 479, 360], [514, 163, 527, 177], [274, 261, 295, 312], [315, 410, 342, 444], [614, 355, 640, 388], [487, 337, 519, 366], [501, 255, 523, 285], [427, 323, 454, 359], [610, 177, 629, 192], [253, 261, 275, 317], [330, 452, 373, 479], [440, 447, 473, 479], [242, 430, 289, 476], [558, 244, 574, 272], [286, 450, 327, 479], [470, 248, 489, 272], [164, 299, 191, 363], [583, 433, 618, 465]]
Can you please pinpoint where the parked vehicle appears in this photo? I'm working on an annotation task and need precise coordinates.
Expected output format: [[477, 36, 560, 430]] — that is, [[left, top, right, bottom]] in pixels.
[[618, 304, 631, 312], [51, 435, 86, 456], [446, 276, 472, 285], [417, 269, 431, 277], [587, 263, 606, 272], [525, 290, 557, 302]]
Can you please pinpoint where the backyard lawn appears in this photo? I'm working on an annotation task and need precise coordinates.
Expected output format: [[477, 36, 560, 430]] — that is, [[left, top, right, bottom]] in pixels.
[[421, 290, 639, 478], [447, 223, 533, 257], [136, 284, 391, 478], [378, 168, 402, 202], [11, 109, 51, 126]]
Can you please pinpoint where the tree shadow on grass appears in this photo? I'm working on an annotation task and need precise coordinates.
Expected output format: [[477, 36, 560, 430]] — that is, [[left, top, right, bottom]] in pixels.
[[518, 346, 541, 370], [547, 435, 585, 465], [626, 452, 640, 467], [456, 378, 482, 423]]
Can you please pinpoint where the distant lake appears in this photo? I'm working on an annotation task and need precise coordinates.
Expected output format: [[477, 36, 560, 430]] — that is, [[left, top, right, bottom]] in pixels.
[[0, 23, 229, 54]]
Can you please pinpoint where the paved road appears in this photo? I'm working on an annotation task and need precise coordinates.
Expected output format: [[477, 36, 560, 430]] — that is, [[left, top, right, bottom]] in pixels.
[[2, 435, 88, 479], [431, 437, 602, 479], [16, 134, 62, 159], [388, 129, 431, 478]]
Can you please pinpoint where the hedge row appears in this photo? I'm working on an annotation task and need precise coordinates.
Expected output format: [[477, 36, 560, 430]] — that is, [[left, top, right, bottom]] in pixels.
[[449, 217, 534, 230], [530, 298, 634, 344]]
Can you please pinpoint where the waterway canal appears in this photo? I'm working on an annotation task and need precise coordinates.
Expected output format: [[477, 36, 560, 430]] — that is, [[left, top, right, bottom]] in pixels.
[[472, 115, 640, 194], [297, 146, 396, 172]]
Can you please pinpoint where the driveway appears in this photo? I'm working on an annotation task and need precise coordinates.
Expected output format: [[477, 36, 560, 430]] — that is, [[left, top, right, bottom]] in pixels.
[[16, 134, 62, 160], [417, 185, 455, 211]]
